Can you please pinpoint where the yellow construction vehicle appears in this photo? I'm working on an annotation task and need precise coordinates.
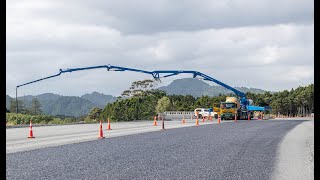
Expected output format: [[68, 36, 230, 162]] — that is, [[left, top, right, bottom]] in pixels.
[[213, 97, 254, 120], [213, 103, 220, 118]]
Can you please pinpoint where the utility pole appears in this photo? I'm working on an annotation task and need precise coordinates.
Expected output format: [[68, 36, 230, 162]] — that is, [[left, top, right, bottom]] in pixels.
[[16, 87, 18, 114]]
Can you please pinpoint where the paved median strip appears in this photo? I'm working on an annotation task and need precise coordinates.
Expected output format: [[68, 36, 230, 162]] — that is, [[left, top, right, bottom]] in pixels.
[[6, 119, 225, 154]]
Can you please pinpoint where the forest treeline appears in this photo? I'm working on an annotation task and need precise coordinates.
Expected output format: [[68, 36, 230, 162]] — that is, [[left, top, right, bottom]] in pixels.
[[93, 80, 314, 122], [6, 79, 313, 125]]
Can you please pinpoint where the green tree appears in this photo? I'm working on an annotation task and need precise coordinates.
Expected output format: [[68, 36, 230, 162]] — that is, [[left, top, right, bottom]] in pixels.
[[194, 95, 212, 108], [30, 98, 42, 115], [88, 107, 102, 120], [121, 79, 161, 98], [102, 80, 313, 121], [9, 99, 16, 113], [156, 96, 170, 114], [10, 99, 26, 114]]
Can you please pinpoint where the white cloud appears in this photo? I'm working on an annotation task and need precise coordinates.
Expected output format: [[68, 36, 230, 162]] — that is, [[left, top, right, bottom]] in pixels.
[[276, 66, 314, 82], [6, 0, 314, 97]]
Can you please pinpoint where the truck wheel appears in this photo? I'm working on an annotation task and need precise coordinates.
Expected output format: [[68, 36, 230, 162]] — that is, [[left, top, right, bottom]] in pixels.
[[214, 114, 218, 119]]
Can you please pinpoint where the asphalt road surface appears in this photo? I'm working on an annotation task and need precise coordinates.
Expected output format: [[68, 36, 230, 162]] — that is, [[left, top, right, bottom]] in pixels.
[[6, 119, 220, 154], [6, 120, 309, 180]]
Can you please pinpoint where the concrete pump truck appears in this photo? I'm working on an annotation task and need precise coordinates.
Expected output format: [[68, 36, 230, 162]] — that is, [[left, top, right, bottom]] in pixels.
[[213, 96, 254, 120], [15, 64, 267, 119]]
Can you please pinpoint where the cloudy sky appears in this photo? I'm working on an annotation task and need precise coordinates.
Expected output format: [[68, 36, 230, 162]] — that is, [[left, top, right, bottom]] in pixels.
[[6, 0, 314, 97]]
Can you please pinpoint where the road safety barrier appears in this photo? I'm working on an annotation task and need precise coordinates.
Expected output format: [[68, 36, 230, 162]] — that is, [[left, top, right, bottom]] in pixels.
[[97, 120, 105, 139], [153, 116, 157, 126], [107, 118, 112, 130], [163, 111, 194, 120], [182, 116, 185, 124], [28, 120, 35, 138]]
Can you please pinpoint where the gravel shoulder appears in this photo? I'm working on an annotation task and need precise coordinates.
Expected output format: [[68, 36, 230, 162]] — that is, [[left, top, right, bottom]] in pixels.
[[272, 119, 314, 180]]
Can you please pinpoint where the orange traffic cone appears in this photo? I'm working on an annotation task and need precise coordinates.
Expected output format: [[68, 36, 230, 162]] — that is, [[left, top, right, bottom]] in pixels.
[[209, 116, 213, 121], [107, 118, 112, 130], [218, 115, 221, 124], [202, 116, 205, 122], [98, 120, 105, 139], [182, 116, 185, 124], [196, 118, 199, 126], [234, 114, 237, 122], [153, 116, 157, 126], [28, 120, 35, 138]]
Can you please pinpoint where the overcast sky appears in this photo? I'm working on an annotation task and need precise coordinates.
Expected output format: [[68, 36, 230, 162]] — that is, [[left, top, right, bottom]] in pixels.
[[6, 0, 314, 97]]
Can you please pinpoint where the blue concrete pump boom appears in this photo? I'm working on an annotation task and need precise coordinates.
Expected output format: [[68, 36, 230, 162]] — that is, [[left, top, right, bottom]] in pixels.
[[15, 65, 248, 113]]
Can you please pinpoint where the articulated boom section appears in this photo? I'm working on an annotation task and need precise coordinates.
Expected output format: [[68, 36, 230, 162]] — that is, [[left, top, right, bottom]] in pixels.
[[16, 65, 249, 113], [152, 70, 247, 105]]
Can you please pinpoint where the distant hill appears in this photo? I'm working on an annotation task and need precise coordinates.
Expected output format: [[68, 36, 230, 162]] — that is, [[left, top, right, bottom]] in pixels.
[[43, 96, 95, 117], [6, 92, 117, 117], [81, 92, 117, 108], [158, 78, 268, 97], [6, 78, 268, 116], [6, 95, 11, 110]]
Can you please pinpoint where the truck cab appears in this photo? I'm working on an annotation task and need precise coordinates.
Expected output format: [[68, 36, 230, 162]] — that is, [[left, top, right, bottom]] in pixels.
[[220, 102, 237, 120]]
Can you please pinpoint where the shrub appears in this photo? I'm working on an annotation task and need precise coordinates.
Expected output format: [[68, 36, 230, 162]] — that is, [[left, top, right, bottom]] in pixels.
[[48, 118, 63, 125], [63, 118, 74, 124], [84, 117, 96, 123], [6, 113, 61, 125]]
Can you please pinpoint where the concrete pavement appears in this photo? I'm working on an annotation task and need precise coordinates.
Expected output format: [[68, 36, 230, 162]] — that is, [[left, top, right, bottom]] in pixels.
[[6, 118, 225, 154]]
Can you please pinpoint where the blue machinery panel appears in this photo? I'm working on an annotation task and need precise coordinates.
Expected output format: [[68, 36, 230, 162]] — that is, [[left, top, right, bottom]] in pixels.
[[246, 106, 265, 111], [15, 64, 268, 113]]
